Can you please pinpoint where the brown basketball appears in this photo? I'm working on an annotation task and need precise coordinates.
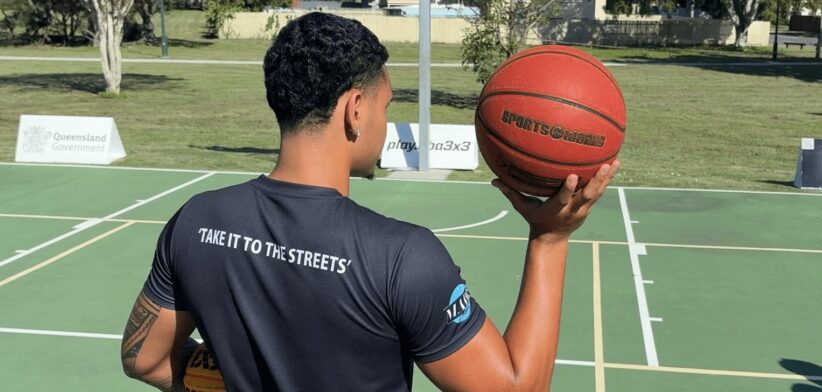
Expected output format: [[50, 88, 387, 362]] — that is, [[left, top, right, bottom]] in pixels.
[[475, 45, 626, 196]]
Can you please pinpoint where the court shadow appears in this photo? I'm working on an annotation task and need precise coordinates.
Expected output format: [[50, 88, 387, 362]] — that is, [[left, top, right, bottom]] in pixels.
[[758, 180, 797, 189], [393, 88, 478, 110], [189, 145, 279, 155], [780, 359, 822, 391], [810, 112, 822, 116], [0, 73, 181, 94], [169, 38, 213, 48], [615, 54, 822, 83]]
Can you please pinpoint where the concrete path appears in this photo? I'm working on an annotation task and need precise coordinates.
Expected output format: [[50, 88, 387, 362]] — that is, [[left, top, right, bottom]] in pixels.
[[0, 55, 819, 67]]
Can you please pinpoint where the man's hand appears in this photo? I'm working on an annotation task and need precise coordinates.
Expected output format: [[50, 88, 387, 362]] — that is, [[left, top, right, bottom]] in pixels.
[[420, 162, 620, 392], [492, 161, 620, 244]]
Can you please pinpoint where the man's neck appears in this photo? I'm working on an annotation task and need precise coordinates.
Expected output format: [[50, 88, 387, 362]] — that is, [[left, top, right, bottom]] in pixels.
[[268, 131, 352, 196]]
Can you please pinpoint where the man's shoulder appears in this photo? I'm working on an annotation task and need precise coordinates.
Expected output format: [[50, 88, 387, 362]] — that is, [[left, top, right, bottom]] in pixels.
[[182, 178, 257, 208], [346, 200, 436, 249]]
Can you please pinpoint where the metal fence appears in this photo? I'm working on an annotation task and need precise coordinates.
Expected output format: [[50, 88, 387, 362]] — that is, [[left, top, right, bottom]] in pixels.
[[541, 18, 770, 47]]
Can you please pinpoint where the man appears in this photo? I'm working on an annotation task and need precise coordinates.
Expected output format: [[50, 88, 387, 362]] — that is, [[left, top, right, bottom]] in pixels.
[[121, 12, 619, 391]]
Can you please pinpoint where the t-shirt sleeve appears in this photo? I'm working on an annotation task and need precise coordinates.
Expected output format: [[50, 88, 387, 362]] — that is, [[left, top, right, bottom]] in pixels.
[[390, 227, 486, 363], [142, 207, 189, 310]]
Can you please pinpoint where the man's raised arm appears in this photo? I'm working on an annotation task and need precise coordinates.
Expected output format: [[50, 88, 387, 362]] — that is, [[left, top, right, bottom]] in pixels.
[[419, 162, 619, 392]]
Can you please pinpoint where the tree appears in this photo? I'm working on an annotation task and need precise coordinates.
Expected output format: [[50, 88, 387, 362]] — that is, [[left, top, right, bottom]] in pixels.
[[604, 0, 761, 46], [725, 0, 762, 46], [52, 0, 88, 44], [22, 0, 54, 44], [133, 0, 159, 43], [204, 0, 291, 38], [605, 0, 680, 16], [461, 0, 557, 83], [0, 0, 24, 39], [85, 0, 135, 94]]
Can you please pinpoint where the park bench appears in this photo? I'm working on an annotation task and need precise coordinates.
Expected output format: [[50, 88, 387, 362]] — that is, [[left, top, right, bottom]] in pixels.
[[783, 42, 806, 49]]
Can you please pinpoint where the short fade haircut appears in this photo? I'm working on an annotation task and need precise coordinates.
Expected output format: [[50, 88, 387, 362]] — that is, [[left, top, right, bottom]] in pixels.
[[263, 13, 389, 134]]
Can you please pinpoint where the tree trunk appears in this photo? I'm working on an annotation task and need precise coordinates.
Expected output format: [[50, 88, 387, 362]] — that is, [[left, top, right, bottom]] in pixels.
[[86, 11, 100, 47], [734, 27, 748, 46], [88, 0, 135, 94], [726, 0, 760, 47], [138, 1, 158, 43], [2, 10, 16, 39]]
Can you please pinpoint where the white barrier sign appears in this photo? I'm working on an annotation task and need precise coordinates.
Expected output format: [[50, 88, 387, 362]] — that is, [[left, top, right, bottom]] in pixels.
[[380, 123, 478, 170], [15, 115, 126, 165]]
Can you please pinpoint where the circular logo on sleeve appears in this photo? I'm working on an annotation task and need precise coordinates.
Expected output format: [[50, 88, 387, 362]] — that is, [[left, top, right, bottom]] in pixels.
[[444, 284, 472, 325]]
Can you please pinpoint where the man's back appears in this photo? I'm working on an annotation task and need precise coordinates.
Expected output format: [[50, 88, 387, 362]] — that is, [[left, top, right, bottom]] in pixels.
[[119, 13, 618, 392], [144, 176, 485, 391]]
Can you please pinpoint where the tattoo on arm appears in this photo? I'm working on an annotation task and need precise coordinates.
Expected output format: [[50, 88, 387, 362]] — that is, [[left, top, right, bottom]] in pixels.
[[121, 292, 161, 378]]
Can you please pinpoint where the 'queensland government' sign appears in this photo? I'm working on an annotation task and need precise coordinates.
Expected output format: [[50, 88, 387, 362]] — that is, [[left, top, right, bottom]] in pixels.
[[380, 123, 478, 170], [15, 115, 126, 165]]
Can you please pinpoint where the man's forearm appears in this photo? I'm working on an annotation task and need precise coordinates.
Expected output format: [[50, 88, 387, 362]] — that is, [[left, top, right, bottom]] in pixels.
[[138, 337, 199, 392], [502, 236, 569, 390], [121, 291, 199, 392]]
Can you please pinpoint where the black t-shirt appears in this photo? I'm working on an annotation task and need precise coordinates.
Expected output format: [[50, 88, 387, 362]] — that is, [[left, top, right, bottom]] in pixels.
[[143, 176, 485, 391]]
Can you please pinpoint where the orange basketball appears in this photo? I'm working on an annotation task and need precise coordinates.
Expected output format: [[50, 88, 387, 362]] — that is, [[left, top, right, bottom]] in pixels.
[[183, 343, 225, 392], [475, 45, 626, 196]]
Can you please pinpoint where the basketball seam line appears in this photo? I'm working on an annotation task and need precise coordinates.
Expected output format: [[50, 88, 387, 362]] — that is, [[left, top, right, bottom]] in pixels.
[[480, 90, 626, 133], [515, 49, 625, 99], [482, 48, 625, 101], [476, 112, 620, 167]]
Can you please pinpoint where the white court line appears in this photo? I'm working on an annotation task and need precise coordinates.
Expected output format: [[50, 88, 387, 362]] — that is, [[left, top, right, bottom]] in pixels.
[[0, 161, 259, 176], [0, 327, 122, 340], [0, 213, 166, 225], [556, 359, 596, 367], [5, 325, 817, 382], [0, 327, 204, 343], [5, 212, 822, 255], [645, 242, 822, 255], [618, 187, 659, 367], [3, 326, 819, 382], [431, 210, 508, 233], [605, 362, 822, 382], [626, 185, 822, 197], [0, 222, 135, 288], [0, 172, 215, 268], [4, 162, 822, 195]]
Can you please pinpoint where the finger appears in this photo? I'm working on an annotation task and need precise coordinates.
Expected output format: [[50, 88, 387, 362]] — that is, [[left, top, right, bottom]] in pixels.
[[554, 174, 577, 207], [597, 160, 621, 195], [576, 164, 610, 203], [492, 179, 537, 215], [573, 164, 612, 213]]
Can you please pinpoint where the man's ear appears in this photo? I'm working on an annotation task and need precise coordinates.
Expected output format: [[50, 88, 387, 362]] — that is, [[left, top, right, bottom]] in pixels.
[[344, 89, 364, 135]]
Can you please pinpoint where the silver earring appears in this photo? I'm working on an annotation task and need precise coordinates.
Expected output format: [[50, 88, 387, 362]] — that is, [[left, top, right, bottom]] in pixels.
[[353, 128, 361, 137]]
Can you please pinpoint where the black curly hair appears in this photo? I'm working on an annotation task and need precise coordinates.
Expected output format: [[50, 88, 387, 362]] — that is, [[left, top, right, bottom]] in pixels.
[[263, 13, 389, 134]]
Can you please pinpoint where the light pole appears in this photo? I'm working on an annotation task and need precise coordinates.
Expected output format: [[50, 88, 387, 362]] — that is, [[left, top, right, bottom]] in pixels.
[[159, 0, 169, 58], [772, 0, 780, 61], [816, 14, 820, 60]]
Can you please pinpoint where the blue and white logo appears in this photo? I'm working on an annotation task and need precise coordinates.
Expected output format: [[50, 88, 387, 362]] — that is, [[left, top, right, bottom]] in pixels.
[[444, 284, 472, 325]]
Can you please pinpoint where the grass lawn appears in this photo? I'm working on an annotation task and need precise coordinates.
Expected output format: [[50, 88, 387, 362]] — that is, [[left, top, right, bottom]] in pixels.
[[1, 10, 821, 191], [2, 58, 820, 191], [0, 10, 818, 63]]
